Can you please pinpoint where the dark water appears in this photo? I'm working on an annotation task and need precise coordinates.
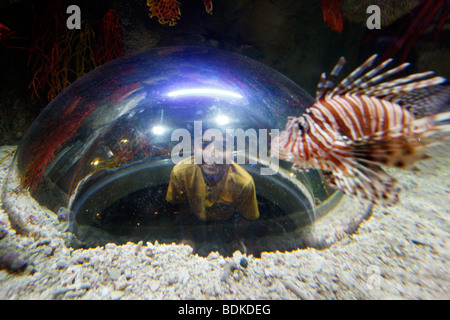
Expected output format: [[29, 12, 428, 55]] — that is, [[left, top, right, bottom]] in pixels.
[[95, 183, 296, 242]]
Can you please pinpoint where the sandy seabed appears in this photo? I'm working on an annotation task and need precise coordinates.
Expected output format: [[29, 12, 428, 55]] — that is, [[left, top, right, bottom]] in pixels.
[[0, 143, 448, 300]]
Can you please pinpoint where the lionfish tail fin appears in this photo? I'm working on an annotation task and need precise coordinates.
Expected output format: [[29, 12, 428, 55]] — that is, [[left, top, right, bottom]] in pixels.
[[399, 85, 450, 118]]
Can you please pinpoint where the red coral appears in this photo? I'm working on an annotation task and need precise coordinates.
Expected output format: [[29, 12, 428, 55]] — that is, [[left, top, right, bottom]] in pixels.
[[147, 0, 213, 26], [27, 2, 123, 100], [321, 0, 344, 33], [382, 0, 448, 62], [95, 9, 124, 66], [0, 22, 29, 50], [27, 0, 74, 100], [21, 98, 96, 190], [147, 0, 181, 26], [203, 0, 213, 14], [0, 22, 14, 40]]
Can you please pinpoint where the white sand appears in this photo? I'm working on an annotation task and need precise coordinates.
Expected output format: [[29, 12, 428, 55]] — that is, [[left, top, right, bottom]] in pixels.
[[0, 143, 448, 300]]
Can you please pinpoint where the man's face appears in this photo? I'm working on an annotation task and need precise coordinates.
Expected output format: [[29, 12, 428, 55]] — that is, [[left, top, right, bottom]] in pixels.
[[195, 136, 231, 176], [200, 162, 229, 176]]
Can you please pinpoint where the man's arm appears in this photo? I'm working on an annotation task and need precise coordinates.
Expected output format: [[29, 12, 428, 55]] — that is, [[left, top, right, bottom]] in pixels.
[[238, 181, 260, 221]]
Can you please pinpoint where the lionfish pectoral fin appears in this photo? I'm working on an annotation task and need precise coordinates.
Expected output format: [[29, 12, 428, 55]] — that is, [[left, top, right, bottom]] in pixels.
[[322, 170, 340, 190], [348, 111, 450, 169], [348, 138, 426, 169], [330, 161, 400, 206]]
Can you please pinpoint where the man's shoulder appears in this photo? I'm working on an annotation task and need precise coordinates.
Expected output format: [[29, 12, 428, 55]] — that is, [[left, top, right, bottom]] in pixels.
[[172, 157, 198, 175], [229, 163, 254, 186]]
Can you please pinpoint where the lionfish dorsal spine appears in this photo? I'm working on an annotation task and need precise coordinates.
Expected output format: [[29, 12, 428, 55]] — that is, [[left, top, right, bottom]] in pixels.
[[344, 58, 394, 92], [328, 54, 378, 98], [318, 55, 448, 112], [330, 57, 346, 78], [350, 62, 411, 94], [363, 75, 445, 98], [315, 72, 328, 100], [364, 71, 433, 92], [315, 57, 347, 100]]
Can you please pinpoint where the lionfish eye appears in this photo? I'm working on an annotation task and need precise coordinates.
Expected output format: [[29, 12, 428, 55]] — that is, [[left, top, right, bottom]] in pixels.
[[297, 119, 309, 133]]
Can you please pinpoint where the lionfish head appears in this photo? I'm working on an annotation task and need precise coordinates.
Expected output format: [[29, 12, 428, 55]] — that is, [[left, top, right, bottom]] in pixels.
[[271, 116, 308, 164]]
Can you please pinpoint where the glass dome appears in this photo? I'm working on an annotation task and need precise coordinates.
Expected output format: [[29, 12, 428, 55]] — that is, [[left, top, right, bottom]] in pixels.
[[4, 46, 353, 256]]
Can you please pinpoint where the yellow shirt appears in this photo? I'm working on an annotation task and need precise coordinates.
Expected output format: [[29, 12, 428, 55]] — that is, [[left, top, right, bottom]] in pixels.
[[166, 157, 260, 221]]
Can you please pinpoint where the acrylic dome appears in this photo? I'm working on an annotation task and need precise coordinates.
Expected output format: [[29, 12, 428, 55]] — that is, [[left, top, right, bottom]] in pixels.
[[5, 46, 355, 254]]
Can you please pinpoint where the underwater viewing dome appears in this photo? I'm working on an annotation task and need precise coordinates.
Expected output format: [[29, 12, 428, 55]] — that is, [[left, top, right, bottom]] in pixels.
[[3, 47, 358, 255]]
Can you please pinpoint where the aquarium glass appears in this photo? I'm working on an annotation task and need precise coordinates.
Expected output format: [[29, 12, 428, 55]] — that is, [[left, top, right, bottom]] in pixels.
[[8, 46, 341, 253]]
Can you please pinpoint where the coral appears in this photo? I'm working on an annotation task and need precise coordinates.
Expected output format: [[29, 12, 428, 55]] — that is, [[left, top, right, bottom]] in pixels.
[[69, 21, 97, 79], [0, 22, 14, 41], [320, 0, 344, 32], [27, 1, 123, 101], [95, 9, 124, 66], [28, 21, 98, 100], [146, 0, 213, 26], [0, 21, 28, 50], [203, 0, 213, 14], [381, 0, 449, 62], [30, 19, 99, 101], [21, 98, 96, 190], [358, 0, 449, 62], [147, 0, 181, 26], [27, 0, 67, 100]]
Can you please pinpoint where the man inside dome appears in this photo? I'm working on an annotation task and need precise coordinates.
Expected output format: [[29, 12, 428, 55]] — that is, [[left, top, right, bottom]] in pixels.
[[166, 134, 260, 253]]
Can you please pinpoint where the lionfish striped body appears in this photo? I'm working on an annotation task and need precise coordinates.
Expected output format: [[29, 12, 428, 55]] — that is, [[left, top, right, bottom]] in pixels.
[[273, 54, 450, 205]]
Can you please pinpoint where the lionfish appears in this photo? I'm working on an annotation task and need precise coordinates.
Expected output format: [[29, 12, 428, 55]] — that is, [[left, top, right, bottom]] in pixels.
[[272, 54, 450, 205]]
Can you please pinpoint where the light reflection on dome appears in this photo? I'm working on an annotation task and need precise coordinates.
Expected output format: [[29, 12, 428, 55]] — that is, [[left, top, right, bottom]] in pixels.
[[167, 88, 243, 99]]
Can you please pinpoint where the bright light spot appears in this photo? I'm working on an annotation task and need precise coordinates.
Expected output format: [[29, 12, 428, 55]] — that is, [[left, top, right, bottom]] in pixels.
[[152, 125, 166, 135], [106, 149, 114, 158], [91, 160, 100, 166], [167, 88, 243, 99], [120, 139, 129, 143], [215, 115, 230, 126]]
